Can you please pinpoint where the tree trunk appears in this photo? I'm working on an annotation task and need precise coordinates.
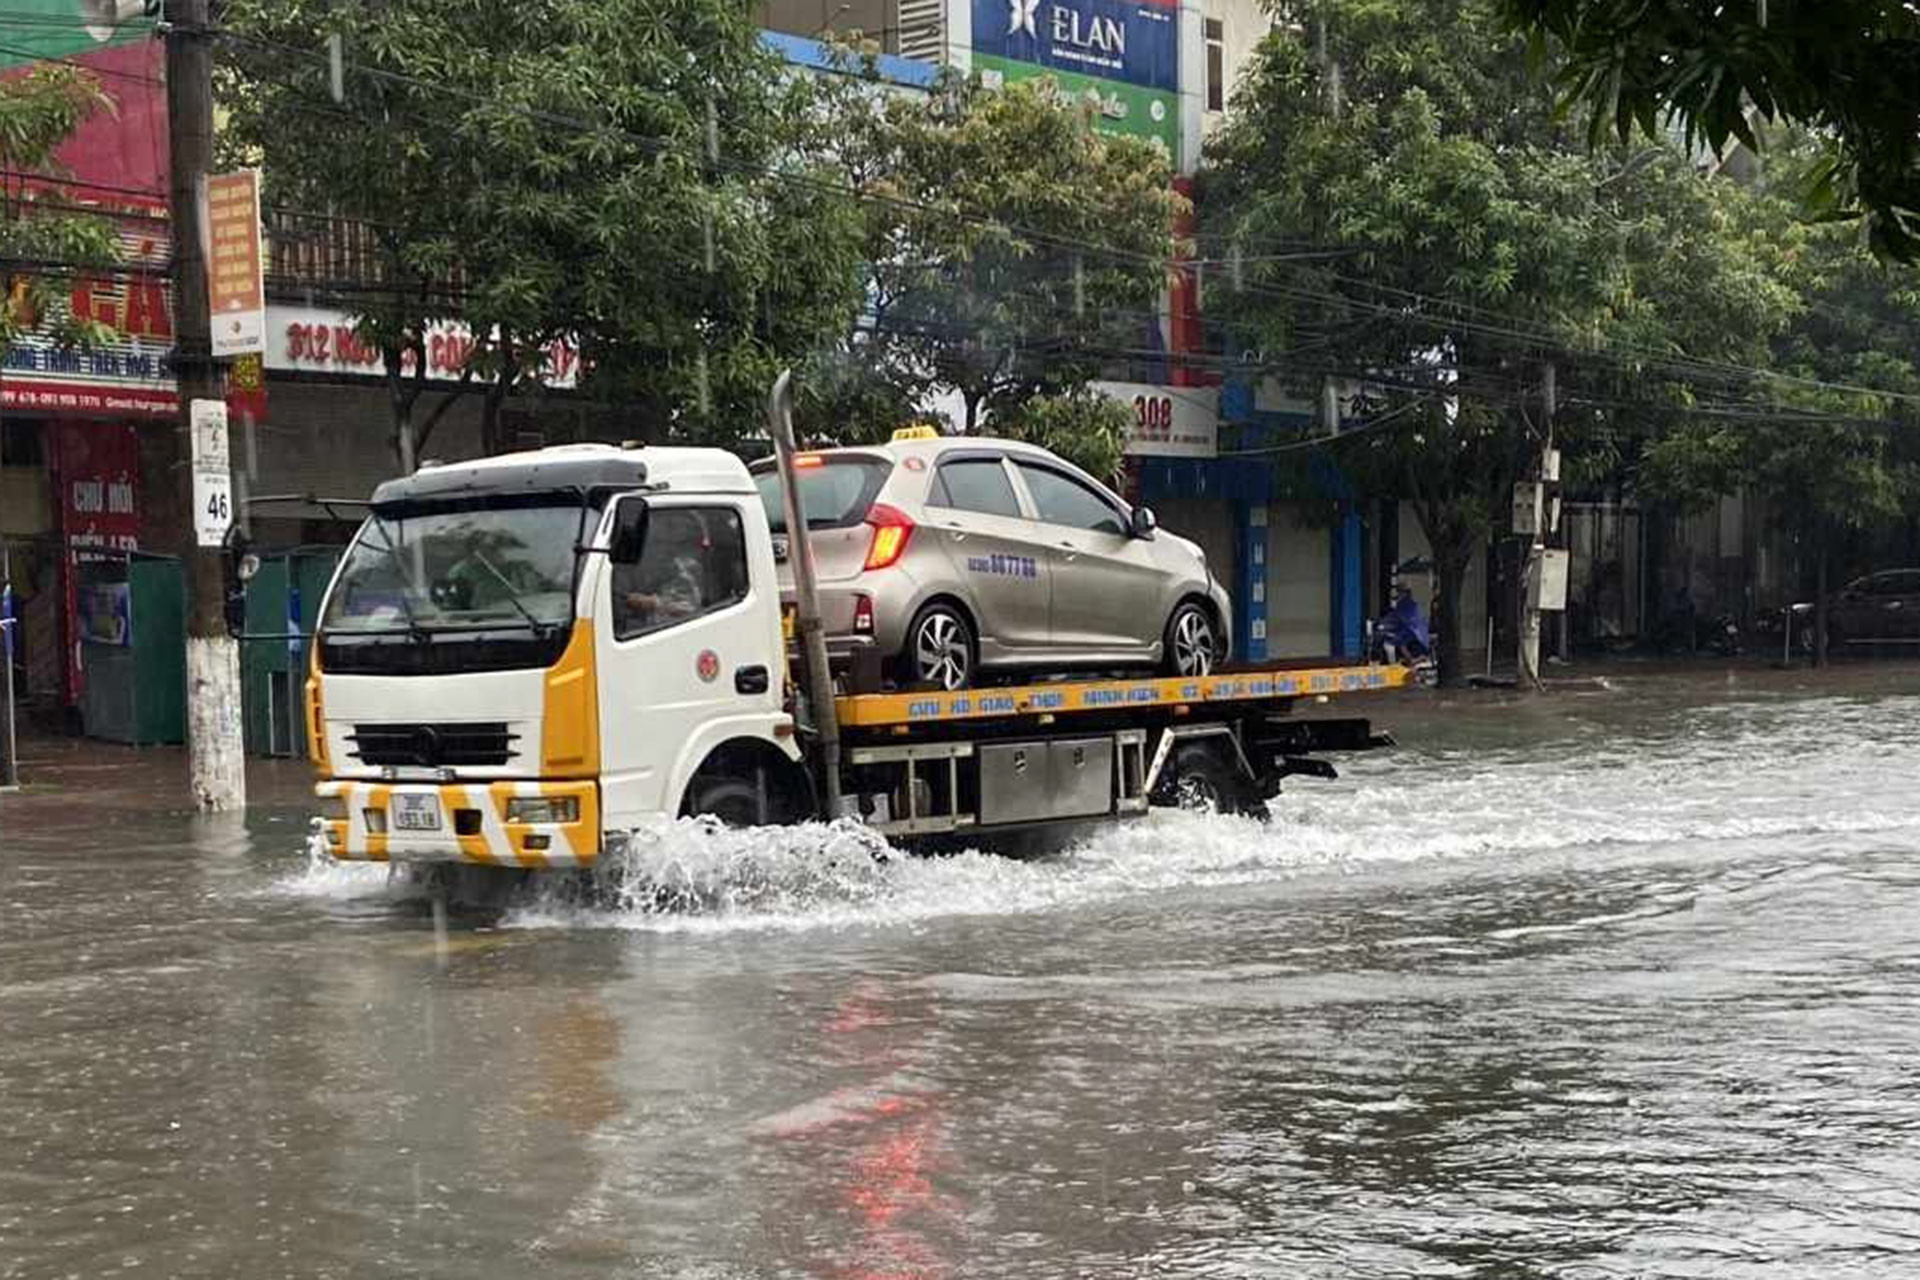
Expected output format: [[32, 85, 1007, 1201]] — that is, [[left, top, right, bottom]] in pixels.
[[1430, 538, 1472, 688], [1813, 533, 1830, 668], [479, 337, 518, 456], [384, 342, 418, 473]]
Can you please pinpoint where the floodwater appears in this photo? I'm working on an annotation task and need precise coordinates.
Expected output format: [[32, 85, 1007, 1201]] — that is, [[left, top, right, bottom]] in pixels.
[[6, 668, 1920, 1278]]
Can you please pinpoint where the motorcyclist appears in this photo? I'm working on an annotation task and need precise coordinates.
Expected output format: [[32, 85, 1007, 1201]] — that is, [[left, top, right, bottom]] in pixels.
[[1374, 581, 1432, 664]]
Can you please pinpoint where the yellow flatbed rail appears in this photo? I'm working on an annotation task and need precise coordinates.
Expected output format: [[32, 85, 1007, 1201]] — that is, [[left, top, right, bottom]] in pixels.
[[834, 662, 1413, 729]]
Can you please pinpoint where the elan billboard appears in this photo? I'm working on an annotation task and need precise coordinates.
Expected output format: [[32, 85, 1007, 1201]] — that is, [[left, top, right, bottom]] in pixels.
[[971, 0, 1179, 91]]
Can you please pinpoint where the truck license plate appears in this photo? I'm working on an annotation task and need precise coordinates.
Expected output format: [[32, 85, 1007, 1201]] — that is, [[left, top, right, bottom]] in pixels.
[[393, 793, 442, 832]]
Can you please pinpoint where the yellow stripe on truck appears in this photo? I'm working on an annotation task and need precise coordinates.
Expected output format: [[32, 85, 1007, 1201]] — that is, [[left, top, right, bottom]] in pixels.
[[314, 780, 600, 868], [305, 645, 330, 773], [833, 663, 1415, 728], [541, 621, 600, 777]]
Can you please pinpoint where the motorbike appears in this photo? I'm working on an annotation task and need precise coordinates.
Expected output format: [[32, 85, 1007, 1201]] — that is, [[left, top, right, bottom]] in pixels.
[[1368, 619, 1439, 686]]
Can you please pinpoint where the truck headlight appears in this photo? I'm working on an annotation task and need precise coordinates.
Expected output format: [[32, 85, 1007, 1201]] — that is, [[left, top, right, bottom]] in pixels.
[[506, 796, 580, 825], [317, 795, 348, 821]]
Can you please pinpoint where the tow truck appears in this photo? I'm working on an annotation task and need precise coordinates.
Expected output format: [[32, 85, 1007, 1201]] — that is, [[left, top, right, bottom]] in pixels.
[[297, 376, 1409, 871]]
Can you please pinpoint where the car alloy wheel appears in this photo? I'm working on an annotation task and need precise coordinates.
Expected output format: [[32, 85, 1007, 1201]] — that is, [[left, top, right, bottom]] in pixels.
[[910, 608, 973, 691], [1167, 604, 1217, 677]]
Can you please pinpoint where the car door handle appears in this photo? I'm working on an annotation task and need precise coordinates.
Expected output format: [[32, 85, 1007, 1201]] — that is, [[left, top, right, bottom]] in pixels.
[[734, 665, 769, 695]]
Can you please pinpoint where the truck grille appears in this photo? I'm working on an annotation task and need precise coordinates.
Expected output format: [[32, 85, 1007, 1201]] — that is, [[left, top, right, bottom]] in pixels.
[[347, 722, 518, 768]]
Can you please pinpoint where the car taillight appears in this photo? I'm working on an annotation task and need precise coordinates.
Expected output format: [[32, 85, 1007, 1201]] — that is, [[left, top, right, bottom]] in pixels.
[[853, 595, 875, 633], [863, 503, 914, 571]]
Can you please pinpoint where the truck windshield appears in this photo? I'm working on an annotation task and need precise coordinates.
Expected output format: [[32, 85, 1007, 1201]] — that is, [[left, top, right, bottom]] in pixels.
[[318, 498, 580, 675]]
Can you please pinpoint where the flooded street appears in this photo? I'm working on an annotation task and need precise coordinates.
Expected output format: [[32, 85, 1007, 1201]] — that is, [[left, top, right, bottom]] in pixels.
[[6, 670, 1920, 1278]]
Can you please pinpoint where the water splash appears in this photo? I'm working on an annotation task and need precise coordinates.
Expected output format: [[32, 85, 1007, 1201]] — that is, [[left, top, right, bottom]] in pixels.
[[274, 692, 1920, 935]]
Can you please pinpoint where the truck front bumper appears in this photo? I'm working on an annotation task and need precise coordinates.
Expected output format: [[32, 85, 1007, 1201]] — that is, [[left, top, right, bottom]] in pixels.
[[315, 779, 600, 868]]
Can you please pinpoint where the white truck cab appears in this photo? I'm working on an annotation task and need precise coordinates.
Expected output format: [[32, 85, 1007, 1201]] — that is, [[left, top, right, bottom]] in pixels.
[[310, 443, 803, 867]]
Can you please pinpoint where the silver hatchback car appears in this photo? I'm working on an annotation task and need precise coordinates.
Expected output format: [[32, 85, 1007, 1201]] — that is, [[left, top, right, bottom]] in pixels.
[[751, 433, 1232, 690]]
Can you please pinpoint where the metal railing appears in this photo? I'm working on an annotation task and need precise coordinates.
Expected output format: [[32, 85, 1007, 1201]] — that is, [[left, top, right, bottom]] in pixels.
[[262, 207, 465, 303]]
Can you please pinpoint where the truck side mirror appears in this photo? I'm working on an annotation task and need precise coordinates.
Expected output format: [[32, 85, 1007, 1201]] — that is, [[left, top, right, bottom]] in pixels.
[[1130, 506, 1158, 539], [610, 501, 649, 565]]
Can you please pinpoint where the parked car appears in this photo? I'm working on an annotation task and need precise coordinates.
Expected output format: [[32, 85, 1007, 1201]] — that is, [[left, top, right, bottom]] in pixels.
[[1789, 569, 1920, 652], [751, 432, 1232, 690]]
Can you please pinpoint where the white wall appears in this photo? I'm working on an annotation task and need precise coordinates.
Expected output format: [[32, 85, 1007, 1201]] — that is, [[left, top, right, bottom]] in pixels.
[[1200, 0, 1276, 141]]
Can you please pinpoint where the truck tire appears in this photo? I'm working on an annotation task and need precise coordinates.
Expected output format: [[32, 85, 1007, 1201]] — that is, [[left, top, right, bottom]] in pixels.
[[1163, 601, 1219, 677], [682, 775, 768, 827], [1156, 741, 1259, 816]]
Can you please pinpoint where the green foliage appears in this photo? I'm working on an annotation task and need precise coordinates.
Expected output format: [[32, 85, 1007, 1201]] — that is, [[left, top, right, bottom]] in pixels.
[[1500, 0, 1920, 261], [988, 386, 1132, 481], [1201, 0, 1798, 680], [0, 65, 120, 348], [803, 66, 1180, 438], [218, 0, 867, 460]]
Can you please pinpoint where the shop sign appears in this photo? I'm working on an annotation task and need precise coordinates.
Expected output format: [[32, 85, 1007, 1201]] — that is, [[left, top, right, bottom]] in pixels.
[[2, 198, 177, 418], [266, 304, 581, 389], [205, 170, 265, 357], [971, 0, 1177, 92], [975, 54, 1178, 152], [55, 420, 141, 704], [1096, 380, 1217, 457]]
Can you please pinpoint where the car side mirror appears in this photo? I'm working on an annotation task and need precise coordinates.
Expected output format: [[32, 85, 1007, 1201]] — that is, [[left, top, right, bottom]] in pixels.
[[610, 501, 649, 565], [1130, 506, 1158, 539]]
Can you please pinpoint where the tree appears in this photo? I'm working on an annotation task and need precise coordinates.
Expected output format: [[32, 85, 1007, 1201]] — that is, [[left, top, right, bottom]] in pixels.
[[0, 65, 120, 349], [218, 0, 868, 466], [1639, 195, 1920, 665], [1199, 0, 1794, 684], [803, 66, 1180, 440], [1499, 0, 1920, 262], [989, 385, 1133, 481]]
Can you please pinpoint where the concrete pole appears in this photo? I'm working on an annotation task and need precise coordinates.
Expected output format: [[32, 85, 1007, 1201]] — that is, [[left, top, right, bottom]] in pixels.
[[1519, 363, 1555, 691], [166, 0, 246, 809]]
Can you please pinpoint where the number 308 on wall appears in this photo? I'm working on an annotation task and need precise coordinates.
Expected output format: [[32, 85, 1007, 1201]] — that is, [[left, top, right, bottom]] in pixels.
[[1132, 394, 1174, 438]]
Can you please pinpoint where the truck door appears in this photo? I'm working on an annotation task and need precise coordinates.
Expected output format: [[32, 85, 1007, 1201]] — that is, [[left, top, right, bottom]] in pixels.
[[595, 495, 774, 817]]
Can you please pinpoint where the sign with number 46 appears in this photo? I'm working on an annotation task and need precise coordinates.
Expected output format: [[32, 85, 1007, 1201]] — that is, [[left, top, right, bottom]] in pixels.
[[191, 399, 234, 548]]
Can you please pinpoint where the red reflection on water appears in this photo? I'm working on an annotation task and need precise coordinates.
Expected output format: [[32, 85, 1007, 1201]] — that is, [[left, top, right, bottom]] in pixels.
[[779, 983, 963, 1280]]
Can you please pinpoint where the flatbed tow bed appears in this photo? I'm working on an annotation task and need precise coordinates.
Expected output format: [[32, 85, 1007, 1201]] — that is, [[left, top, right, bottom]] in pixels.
[[834, 662, 1410, 731], [814, 662, 1411, 839]]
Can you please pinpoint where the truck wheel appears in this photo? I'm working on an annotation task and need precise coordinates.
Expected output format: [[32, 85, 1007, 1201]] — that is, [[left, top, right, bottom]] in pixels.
[[903, 603, 975, 691], [1156, 742, 1254, 815], [682, 775, 767, 827], [1163, 601, 1218, 677]]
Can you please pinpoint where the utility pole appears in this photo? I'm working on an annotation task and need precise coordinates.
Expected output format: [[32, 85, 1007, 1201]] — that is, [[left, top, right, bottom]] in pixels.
[[166, 0, 246, 809], [1518, 362, 1555, 691], [2, 546, 18, 790]]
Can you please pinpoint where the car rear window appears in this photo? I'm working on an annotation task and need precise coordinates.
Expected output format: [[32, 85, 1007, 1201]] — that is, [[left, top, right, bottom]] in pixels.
[[754, 457, 890, 534]]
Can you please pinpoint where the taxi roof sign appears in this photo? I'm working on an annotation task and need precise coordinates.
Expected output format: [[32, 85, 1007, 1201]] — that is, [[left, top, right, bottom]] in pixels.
[[891, 425, 942, 442]]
